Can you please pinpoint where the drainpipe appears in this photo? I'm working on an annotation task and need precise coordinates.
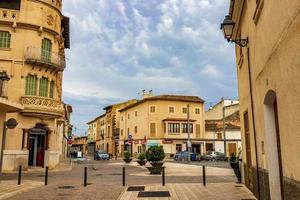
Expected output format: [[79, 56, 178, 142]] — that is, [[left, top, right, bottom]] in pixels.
[[246, 47, 261, 199]]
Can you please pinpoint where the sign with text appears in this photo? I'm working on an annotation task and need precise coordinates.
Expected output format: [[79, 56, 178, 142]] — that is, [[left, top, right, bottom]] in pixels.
[[162, 139, 173, 144]]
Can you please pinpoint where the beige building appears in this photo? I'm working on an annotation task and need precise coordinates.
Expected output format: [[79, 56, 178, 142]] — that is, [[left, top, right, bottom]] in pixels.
[[86, 117, 98, 154], [0, 0, 70, 171], [118, 95, 205, 158], [221, 0, 300, 199], [71, 136, 87, 155], [204, 99, 241, 157], [96, 113, 106, 151]]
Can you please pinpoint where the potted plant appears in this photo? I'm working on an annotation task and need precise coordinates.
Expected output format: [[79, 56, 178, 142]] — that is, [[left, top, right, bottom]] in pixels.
[[145, 146, 165, 174], [123, 151, 132, 163], [137, 153, 146, 166]]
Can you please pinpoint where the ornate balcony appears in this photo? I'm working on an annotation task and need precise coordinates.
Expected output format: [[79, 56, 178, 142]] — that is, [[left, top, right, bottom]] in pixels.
[[20, 96, 64, 118], [24, 47, 66, 72], [0, 8, 19, 21]]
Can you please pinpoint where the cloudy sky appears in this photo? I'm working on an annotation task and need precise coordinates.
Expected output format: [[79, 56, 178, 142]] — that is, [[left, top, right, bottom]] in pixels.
[[62, 0, 237, 135]]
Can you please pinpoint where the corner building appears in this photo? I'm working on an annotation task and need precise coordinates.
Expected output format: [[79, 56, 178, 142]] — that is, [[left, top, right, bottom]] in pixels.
[[0, 0, 70, 171]]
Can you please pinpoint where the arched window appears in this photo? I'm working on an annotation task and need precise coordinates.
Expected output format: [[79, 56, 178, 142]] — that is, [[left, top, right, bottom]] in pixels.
[[39, 77, 49, 97], [0, 31, 11, 48], [41, 38, 52, 62], [25, 75, 37, 95]]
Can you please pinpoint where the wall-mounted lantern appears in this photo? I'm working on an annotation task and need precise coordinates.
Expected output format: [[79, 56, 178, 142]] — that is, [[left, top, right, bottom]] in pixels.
[[0, 72, 10, 98]]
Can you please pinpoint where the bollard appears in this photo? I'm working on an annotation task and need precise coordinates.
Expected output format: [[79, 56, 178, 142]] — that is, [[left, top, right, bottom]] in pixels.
[[162, 167, 165, 186], [44, 166, 48, 186], [18, 165, 22, 185], [202, 165, 206, 186], [122, 167, 125, 186], [84, 167, 87, 187]]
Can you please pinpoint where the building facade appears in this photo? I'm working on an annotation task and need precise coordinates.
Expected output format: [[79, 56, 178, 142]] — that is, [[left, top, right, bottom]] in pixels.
[[87, 118, 97, 155], [118, 95, 205, 158], [205, 99, 241, 157], [224, 0, 300, 199], [71, 136, 87, 155], [0, 0, 70, 171], [96, 113, 106, 151]]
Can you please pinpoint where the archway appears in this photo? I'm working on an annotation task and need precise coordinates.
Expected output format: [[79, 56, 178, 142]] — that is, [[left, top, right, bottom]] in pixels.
[[263, 90, 284, 200]]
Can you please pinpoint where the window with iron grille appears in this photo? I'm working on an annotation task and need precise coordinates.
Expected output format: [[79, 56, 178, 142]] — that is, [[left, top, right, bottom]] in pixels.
[[182, 123, 193, 133], [182, 107, 187, 114], [41, 38, 52, 62], [25, 75, 37, 96], [49, 80, 54, 98], [0, 31, 11, 48], [168, 123, 180, 133], [39, 77, 48, 97]]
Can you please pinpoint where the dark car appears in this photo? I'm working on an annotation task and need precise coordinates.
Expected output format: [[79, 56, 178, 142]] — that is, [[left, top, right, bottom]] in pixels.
[[95, 151, 110, 160], [174, 151, 198, 161], [200, 151, 226, 161]]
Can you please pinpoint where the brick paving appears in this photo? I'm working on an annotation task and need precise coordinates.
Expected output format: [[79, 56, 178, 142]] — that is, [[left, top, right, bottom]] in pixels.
[[0, 158, 255, 199]]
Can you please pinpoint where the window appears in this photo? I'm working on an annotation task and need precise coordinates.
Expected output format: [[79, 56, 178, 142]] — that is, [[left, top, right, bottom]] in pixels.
[[49, 80, 54, 98], [138, 146, 142, 153], [217, 132, 222, 139], [25, 75, 37, 96], [134, 126, 138, 134], [41, 38, 52, 62], [182, 107, 187, 114], [196, 124, 201, 137], [195, 108, 200, 114], [168, 123, 180, 133], [128, 114, 130, 119], [121, 129, 123, 136], [135, 111, 137, 117], [150, 123, 156, 137], [176, 144, 182, 152], [0, 0, 21, 10], [0, 31, 11, 48], [121, 116, 123, 121], [127, 128, 130, 134], [107, 126, 110, 137], [150, 106, 156, 113], [169, 106, 174, 113], [39, 77, 48, 97], [182, 123, 193, 133]]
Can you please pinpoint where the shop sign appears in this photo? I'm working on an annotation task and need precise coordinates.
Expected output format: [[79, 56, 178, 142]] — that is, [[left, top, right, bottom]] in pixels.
[[147, 140, 159, 147], [162, 139, 173, 144], [134, 140, 139, 144]]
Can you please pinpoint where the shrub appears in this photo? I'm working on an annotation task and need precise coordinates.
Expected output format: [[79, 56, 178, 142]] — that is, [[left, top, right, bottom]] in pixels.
[[124, 151, 131, 159], [145, 146, 165, 163], [138, 153, 146, 161]]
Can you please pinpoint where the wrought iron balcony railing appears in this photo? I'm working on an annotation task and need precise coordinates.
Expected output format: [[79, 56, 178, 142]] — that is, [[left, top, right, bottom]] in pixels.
[[24, 47, 66, 71]]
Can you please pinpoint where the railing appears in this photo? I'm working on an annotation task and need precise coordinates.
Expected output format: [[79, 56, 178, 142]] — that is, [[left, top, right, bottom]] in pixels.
[[21, 96, 64, 117], [25, 47, 66, 69], [0, 8, 19, 21]]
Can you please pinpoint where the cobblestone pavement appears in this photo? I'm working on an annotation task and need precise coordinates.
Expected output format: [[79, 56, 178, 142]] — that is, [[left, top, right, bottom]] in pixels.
[[0, 158, 250, 200]]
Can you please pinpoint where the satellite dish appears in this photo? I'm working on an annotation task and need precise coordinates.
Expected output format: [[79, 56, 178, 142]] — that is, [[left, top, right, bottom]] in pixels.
[[6, 118, 18, 129]]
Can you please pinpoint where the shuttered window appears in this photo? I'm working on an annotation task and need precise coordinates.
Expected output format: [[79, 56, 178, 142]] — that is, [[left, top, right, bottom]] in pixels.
[[49, 80, 54, 98], [39, 77, 48, 97], [25, 75, 37, 95], [41, 38, 52, 62], [196, 124, 201, 138], [150, 123, 156, 137], [0, 31, 11, 48]]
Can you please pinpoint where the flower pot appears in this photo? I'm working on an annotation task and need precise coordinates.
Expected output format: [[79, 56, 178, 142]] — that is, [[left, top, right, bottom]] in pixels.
[[123, 158, 132, 163], [137, 160, 146, 166], [147, 166, 163, 174], [150, 162, 164, 168]]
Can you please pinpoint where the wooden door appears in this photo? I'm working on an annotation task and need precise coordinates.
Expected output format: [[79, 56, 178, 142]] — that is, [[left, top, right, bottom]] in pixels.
[[36, 135, 45, 167], [228, 143, 237, 156]]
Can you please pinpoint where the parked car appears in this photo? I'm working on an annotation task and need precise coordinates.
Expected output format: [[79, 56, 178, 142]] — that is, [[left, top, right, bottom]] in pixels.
[[95, 151, 110, 160], [174, 151, 198, 161], [200, 151, 226, 161]]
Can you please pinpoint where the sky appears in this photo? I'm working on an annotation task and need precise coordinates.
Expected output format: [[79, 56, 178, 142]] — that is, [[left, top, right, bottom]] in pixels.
[[62, 0, 237, 135]]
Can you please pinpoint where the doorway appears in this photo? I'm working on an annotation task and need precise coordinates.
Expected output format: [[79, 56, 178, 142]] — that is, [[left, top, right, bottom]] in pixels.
[[28, 134, 45, 167], [228, 143, 237, 156], [264, 90, 284, 200]]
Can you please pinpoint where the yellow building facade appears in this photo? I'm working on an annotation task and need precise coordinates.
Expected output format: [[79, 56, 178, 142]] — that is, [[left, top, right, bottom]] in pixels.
[[0, 0, 70, 171], [118, 95, 205, 158], [223, 0, 300, 199]]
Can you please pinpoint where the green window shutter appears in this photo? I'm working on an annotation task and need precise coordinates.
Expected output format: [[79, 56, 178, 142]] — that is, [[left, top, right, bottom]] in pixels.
[[0, 31, 11, 48], [41, 38, 52, 62], [39, 77, 48, 97], [25, 75, 37, 96], [49, 81, 54, 98]]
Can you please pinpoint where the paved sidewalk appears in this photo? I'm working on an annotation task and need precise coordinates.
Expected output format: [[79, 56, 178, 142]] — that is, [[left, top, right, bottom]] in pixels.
[[118, 183, 256, 200], [0, 180, 43, 200]]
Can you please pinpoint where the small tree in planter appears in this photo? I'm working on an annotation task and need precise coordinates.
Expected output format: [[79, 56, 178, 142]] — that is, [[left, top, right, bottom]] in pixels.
[[137, 153, 146, 166], [145, 146, 165, 174], [123, 151, 132, 163]]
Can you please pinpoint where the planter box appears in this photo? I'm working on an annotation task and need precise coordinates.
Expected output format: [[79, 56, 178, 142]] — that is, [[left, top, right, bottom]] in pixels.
[[147, 166, 163, 174], [137, 160, 146, 166], [123, 158, 132, 163], [150, 162, 164, 168]]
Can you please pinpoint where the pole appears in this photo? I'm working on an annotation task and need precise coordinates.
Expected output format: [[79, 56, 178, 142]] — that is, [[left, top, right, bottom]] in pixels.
[[0, 121, 7, 173], [45, 166, 48, 186], [84, 167, 87, 187], [187, 104, 191, 162], [202, 165, 206, 186], [122, 167, 125, 186], [222, 106, 226, 158], [162, 167, 165, 186], [18, 165, 22, 185]]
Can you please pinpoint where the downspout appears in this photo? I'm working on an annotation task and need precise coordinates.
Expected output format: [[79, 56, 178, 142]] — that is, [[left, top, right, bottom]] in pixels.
[[246, 47, 261, 199]]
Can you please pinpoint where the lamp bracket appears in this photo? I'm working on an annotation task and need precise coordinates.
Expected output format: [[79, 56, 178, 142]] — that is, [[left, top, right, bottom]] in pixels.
[[227, 38, 248, 47]]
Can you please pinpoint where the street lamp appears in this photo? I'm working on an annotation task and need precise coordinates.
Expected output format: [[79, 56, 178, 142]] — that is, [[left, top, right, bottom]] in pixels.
[[0, 72, 10, 98], [220, 15, 248, 47]]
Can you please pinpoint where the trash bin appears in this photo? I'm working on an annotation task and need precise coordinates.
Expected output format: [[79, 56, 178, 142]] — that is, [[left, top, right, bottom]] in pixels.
[[190, 153, 197, 161]]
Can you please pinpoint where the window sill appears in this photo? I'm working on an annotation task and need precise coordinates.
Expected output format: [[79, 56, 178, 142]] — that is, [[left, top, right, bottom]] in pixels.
[[0, 47, 11, 51], [253, 0, 264, 24]]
